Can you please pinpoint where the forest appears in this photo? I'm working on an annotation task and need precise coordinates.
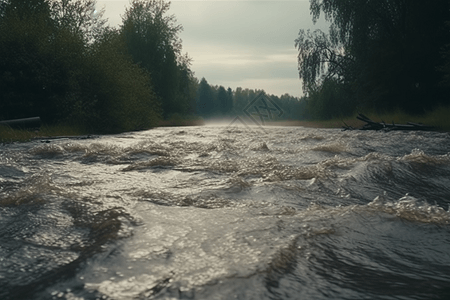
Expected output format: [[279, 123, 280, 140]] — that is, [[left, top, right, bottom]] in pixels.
[[0, 0, 304, 133], [0, 0, 187, 133], [1, 0, 449, 133], [297, 0, 450, 119], [196, 78, 307, 121]]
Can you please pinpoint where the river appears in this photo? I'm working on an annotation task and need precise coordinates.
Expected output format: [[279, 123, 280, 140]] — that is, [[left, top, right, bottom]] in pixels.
[[1, 125, 450, 299]]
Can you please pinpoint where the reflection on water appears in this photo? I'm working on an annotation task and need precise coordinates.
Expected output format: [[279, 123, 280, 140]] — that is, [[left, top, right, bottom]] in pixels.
[[1, 125, 450, 299]]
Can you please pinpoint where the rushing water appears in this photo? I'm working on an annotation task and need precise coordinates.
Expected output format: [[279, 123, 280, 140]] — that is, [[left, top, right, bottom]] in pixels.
[[1, 125, 450, 300]]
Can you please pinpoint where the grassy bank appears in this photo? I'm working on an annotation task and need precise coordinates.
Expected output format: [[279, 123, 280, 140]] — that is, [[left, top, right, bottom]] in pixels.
[[0, 124, 88, 143], [268, 106, 450, 132], [0, 115, 205, 143], [2, 107, 449, 143], [361, 107, 450, 131]]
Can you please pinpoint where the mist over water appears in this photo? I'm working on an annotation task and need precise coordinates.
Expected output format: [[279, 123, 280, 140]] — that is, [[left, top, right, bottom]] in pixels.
[[1, 125, 450, 299]]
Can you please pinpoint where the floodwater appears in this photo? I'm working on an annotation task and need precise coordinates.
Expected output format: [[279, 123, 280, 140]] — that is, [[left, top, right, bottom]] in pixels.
[[1, 125, 450, 300]]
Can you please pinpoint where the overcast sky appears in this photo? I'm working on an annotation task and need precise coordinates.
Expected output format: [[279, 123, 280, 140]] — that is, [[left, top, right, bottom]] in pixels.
[[97, 0, 329, 98]]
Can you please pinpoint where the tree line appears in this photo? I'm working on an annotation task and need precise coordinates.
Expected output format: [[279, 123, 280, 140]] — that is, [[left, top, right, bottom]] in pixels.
[[0, 0, 313, 132], [195, 77, 307, 121], [0, 0, 197, 133], [296, 0, 450, 120]]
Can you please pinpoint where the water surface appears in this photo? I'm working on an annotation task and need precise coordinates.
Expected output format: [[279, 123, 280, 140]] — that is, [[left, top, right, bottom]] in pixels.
[[1, 125, 450, 299]]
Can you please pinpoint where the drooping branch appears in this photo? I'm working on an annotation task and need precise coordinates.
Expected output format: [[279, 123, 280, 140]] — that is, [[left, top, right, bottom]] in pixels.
[[295, 28, 354, 93]]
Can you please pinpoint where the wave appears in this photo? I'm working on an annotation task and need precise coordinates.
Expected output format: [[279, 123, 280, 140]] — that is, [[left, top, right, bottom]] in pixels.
[[122, 157, 180, 171], [311, 142, 348, 153], [367, 193, 450, 224], [3, 126, 450, 299], [400, 149, 450, 165]]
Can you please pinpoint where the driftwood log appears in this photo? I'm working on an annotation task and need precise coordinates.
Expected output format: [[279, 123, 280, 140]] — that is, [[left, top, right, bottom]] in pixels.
[[343, 114, 436, 131]]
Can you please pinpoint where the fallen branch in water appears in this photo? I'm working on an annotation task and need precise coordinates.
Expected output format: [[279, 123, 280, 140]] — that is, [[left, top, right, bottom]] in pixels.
[[343, 114, 436, 131]]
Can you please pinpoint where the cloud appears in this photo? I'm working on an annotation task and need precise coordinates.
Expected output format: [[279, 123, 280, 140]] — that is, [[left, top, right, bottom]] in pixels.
[[191, 47, 296, 66], [172, 1, 322, 48], [97, 0, 329, 97]]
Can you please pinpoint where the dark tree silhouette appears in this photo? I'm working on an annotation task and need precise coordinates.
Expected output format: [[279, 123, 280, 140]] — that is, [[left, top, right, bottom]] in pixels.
[[297, 0, 450, 117]]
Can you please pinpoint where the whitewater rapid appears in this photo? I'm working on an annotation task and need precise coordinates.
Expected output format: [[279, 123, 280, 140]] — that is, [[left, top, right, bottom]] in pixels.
[[1, 125, 450, 299]]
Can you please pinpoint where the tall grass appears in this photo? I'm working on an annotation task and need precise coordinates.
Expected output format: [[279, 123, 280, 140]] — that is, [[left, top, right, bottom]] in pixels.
[[0, 124, 87, 143], [360, 106, 450, 131], [420, 106, 450, 131], [268, 106, 450, 131]]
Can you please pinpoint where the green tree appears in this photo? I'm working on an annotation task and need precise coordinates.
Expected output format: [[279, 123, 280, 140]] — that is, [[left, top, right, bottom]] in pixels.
[[295, 29, 353, 94], [196, 77, 214, 117], [0, 0, 65, 122], [0, 0, 161, 132], [439, 12, 450, 89], [226, 87, 233, 115], [121, 0, 186, 117], [175, 53, 197, 115], [306, 77, 351, 119], [298, 0, 450, 116], [0, 0, 110, 123], [78, 28, 161, 132], [276, 93, 306, 120], [233, 87, 246, 114], [217, 86, 228, 116], [50, 0, 107, 43]]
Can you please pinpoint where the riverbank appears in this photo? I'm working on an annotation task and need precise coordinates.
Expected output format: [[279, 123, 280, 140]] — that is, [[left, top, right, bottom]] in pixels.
[[0, 124, 88, 144], [0, 116, 206, 143], [2, 107, 449, 143], [268, 106, 450, 132]]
